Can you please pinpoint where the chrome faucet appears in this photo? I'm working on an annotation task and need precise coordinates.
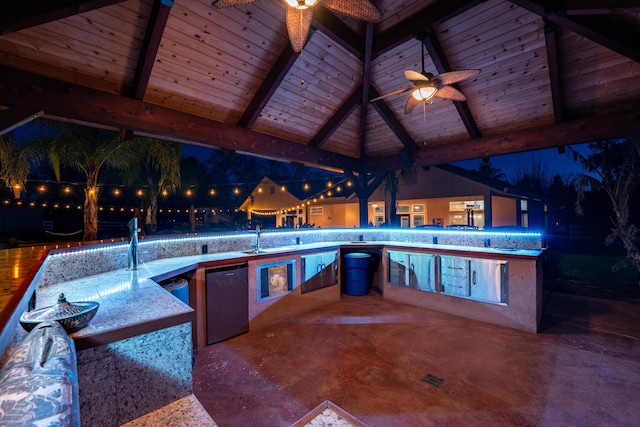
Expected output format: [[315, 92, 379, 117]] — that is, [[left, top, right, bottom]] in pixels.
[[127, 217, 140, 270], [252, 225, 261, 253]]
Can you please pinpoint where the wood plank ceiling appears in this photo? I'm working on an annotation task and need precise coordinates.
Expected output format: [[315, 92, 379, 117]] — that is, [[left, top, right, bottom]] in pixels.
[[1, 0, 639, 175]]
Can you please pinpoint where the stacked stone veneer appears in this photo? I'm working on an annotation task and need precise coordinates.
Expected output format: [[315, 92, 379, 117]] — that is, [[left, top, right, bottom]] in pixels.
[[35, 229, 543, 288]]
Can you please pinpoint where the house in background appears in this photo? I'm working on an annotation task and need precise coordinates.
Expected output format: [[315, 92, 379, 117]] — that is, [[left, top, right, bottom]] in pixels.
[[240, 165, 555, 231], [239, 176, 357, 229], [369, 164, 552, 230]]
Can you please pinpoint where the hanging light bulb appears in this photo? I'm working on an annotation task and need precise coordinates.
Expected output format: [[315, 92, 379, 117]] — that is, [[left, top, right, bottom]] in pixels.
[[285, 0, 317, 9]]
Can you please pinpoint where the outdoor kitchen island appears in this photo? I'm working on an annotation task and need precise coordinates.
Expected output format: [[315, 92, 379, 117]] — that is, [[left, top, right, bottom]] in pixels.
[[0, 228, 544, 426]]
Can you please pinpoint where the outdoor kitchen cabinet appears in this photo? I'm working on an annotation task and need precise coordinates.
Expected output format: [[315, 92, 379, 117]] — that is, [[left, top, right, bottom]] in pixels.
[[439, 256, 471, 297], [469, 258, 508, 304], [387, 250, 437, 292], [300, 250, 338, 294], [440, 255, 508, 304]]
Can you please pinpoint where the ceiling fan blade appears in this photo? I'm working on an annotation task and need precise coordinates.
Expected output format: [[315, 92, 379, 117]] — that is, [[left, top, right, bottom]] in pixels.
[[435, 85, 467, 101], [438, 69, 481, 85], [319, 0, 382, 22], [286, 7, 313, 52], [405, 95, 421, 114], [404, 69, 428, 82], [370, 87, 411, 102], [212, 0, 258, 8]]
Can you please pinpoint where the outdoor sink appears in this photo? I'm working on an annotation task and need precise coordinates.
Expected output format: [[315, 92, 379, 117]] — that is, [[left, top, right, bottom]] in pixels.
[[242, 246, 298, 255], [242, 249, 266, 255]]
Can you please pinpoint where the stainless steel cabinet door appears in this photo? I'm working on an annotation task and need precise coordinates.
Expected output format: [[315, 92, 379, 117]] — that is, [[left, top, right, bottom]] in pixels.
[[470, 260, 508, 303], [439, 256, 470, 297]]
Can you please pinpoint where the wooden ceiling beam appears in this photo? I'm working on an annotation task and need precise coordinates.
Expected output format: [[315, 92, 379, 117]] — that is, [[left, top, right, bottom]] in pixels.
[[312, 5, 364, 58], [131, 0, 173, 100], [359, 23, 375, 158], [309, 86, 361, 148], [421, 30, 481, 140], [369, 86, 419, 153], [373, 0, 484, 56], [0, 0, 127, 35], [552, 1, 640, 15], [0, 106, 43, 136], [0, 65, 358, 172], [510, 0, 640, 63], [543, 21, 563, 123], [365, 110, 640, 172], [237, 44, 299, 128]]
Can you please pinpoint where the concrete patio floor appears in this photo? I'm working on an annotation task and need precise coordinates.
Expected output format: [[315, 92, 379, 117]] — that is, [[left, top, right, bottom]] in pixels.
[[193, 290, 639, 426]]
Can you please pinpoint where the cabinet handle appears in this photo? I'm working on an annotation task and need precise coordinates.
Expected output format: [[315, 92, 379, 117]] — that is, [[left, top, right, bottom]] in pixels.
[[472, 270, 476, 285]]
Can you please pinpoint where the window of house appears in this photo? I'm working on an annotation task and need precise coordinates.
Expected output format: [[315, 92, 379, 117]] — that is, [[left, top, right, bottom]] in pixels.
[[520, 199, 528, 211], [270, 186, 275, 194]]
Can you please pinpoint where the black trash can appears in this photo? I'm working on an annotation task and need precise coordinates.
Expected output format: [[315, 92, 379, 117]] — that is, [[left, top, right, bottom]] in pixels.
[[343, 253, 372, 296]]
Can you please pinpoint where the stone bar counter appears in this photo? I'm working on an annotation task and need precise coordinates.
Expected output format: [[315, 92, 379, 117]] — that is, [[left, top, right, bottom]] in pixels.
[[0, 227, 543, 425]]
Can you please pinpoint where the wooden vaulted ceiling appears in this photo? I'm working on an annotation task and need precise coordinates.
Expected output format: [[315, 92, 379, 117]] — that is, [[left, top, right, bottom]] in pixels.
[[1, 0, 640, 175]]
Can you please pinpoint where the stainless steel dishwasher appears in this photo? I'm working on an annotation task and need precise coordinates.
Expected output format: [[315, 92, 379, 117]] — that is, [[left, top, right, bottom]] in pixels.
[[205, 263, 249, 344]]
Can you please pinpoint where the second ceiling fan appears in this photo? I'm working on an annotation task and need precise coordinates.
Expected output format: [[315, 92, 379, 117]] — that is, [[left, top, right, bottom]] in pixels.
[[371, 41, 480, 114], [212, 0, 382, 52]]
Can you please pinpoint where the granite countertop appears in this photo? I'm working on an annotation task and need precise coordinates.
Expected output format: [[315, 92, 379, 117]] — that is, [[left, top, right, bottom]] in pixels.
[[8, 240, 543, 352]]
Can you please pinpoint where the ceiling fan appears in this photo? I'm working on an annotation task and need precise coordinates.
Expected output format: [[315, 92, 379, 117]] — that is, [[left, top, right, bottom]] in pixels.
[[371, 42, 480, 114], [212, 0, 382, 52]]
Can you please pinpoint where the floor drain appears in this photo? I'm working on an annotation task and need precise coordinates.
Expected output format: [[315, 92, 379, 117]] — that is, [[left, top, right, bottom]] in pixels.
[[421, 373, 445, 388]]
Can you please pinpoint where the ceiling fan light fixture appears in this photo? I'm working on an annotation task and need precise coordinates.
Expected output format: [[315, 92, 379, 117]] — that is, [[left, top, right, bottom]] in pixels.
[[285, 0, 317, 9], [412, 86, 437, 101]]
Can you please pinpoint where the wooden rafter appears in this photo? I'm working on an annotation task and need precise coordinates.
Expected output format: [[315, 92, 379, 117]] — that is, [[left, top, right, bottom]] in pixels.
[[311, 5, 364, 58], [368, 86, 419, 153], [309, 86, 361, 148], [543, 21, 563, 123], [373, 0, 485, 55], [510, 0, 640, 63], [359, 23, 375, 158], [421, 30, 481, 140], [131, 0, 173, 100], [237, 44, 299, 129], [0, 0, 127, 35]]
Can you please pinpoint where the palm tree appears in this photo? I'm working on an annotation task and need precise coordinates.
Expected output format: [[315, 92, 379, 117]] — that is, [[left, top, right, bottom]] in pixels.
[[121, 138, 181, 233], [0, 133, 42, 199], [571, 139, 640, 274], [46, 124, 135, 241], [382, 168, 415, 227]]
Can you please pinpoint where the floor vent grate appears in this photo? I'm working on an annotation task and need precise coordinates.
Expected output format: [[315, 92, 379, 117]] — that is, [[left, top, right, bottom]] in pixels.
[[421, 373, 445, 388]]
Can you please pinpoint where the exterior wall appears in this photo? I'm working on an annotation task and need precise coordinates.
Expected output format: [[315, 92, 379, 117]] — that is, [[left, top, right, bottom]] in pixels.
[[492, 195, 517, 227], [308, 203, 348, 228], [345, 203, 360, 228]]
